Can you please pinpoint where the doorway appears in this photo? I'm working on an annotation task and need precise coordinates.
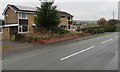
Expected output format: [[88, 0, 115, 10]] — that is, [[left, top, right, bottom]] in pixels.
[[10, 26, 18, 37]]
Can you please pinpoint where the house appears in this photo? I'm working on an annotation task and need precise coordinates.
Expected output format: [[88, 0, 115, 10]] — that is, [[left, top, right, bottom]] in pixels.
[[73, 20, 98, 31], [72, 24, 81, 31], [59, 11, 74, 30], [1, 4, 74, 40]]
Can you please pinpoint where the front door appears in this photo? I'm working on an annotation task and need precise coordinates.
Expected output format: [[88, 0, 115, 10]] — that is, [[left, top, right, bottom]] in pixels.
[[10, 26, 18, 37]]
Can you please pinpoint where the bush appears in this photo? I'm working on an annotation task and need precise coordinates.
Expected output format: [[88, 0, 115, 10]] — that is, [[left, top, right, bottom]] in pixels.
[[52, 27, 69, 34], [116, 26, 120, 32], [15, 32, 69, 42], [104, 26, 116, 32], [100, 28, 105, 33], [116, 29, 120, 31], [9, 35, 16, 41], [76, 29, 81, 31], [94, 28, 105, 34], [79, 32, 84, 36], [15, 34, 25, 40], [87, 27, 95, 34], [84, 27, 105, 34]]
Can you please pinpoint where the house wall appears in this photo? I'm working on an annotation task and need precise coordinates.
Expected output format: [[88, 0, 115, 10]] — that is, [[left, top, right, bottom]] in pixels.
[[28, 14, 35, 33], [2, 27, 10, 40], [60, 17, 68, 24], [60, 17, 68, 29], [5, 8, 18, 24]]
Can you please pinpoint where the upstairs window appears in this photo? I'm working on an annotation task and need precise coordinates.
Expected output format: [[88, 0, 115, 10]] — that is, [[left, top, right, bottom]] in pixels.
[[68, 17, 72, 21], [61, 16, 65, 18], [19, 13, 28, 19]]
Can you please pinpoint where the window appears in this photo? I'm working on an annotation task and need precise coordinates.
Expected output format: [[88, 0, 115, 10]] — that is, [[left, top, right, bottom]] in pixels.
[[61, 16, 65, 18], [78, 26, 80, 28], [0, 27, 3, 33], [68, 17, 72, 21], [68, 21, 72, 24], [70, 25, 73, 30], [19, 25, 28, 33], [19, 13, 28, 19]]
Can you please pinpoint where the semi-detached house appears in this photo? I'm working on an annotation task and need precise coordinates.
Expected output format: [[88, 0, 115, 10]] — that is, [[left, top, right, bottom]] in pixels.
[[1, 4, 74, 40]]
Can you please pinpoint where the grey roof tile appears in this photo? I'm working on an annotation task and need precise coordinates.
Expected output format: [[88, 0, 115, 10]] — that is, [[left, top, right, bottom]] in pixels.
[[8, 4, 73, 17]]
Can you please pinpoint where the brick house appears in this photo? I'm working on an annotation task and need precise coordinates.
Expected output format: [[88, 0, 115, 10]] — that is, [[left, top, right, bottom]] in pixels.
[[1, 4, 74, 40], [73, 20, 98, 31]]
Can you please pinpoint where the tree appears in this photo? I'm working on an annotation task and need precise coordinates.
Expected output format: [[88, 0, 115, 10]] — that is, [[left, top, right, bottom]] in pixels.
[[34, 2, 60, 32], [107, 19, 119, 26], [103, 19, 120, 32], [97, 18, 107, 27]]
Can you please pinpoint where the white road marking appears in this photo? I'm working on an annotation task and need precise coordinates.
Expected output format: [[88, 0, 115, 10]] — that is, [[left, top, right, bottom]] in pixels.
[[60, 46, 95, 61], [100, 39, 113, 44]]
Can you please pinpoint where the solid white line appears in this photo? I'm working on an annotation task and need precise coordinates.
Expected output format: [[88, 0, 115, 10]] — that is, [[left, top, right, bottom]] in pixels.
[[100, 39, 113, 44], [60, 46, 95, 61]]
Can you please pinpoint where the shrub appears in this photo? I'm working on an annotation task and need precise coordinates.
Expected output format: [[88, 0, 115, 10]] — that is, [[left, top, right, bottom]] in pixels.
[[86, 27, 95, 34], [100, 28, 105, 33], [52, 27, 69, 34], [95, 28, 105, 34], [79, 32, 84, 36], [15, 34, 25, 40], [84, 27, 105, 34], [116, 29, 120, 32], [104, 26, 116, 32], [9, 35, 16, 41], [116, 26, 120, 32], [76, 29, 81, 32], [15, 32, 69, 42], [69, 31, 80, 35]]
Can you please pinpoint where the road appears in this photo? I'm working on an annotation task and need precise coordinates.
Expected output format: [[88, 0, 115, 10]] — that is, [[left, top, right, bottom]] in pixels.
[[2, 32, 119, 70]]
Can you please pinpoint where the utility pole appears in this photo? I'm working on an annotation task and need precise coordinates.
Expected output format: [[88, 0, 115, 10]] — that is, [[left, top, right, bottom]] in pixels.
[[113, 11, 114, 19]]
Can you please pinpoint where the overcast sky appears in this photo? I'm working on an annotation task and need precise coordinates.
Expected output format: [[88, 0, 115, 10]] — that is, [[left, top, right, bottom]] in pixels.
[[0, 0, 119, 20]]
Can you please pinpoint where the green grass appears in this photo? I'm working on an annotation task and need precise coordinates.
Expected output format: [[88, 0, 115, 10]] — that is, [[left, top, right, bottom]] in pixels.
[[99, 33, 108, 35], [116, 28, 120, 32]]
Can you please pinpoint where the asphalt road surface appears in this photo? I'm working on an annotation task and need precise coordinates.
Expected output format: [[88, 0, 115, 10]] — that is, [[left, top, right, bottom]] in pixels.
[[2, 32, 119, 70]]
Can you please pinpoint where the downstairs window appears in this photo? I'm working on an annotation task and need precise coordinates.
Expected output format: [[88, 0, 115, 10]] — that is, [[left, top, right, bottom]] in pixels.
[[19, 25, 28, 33]]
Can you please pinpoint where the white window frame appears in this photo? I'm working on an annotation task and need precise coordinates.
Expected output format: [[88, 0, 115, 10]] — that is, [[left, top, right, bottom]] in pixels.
[[18, 25, 28, 33], [68, 17, 72, 21], [0, 27, 3, 33], [19, 13, 28, 19]]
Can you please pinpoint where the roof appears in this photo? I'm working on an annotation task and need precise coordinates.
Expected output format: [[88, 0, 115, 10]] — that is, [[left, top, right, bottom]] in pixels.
[[3, 4, 73, 17], [8, 4, 36, 12], [15, 5, 37, 12], [59, 11, 73, 17]]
